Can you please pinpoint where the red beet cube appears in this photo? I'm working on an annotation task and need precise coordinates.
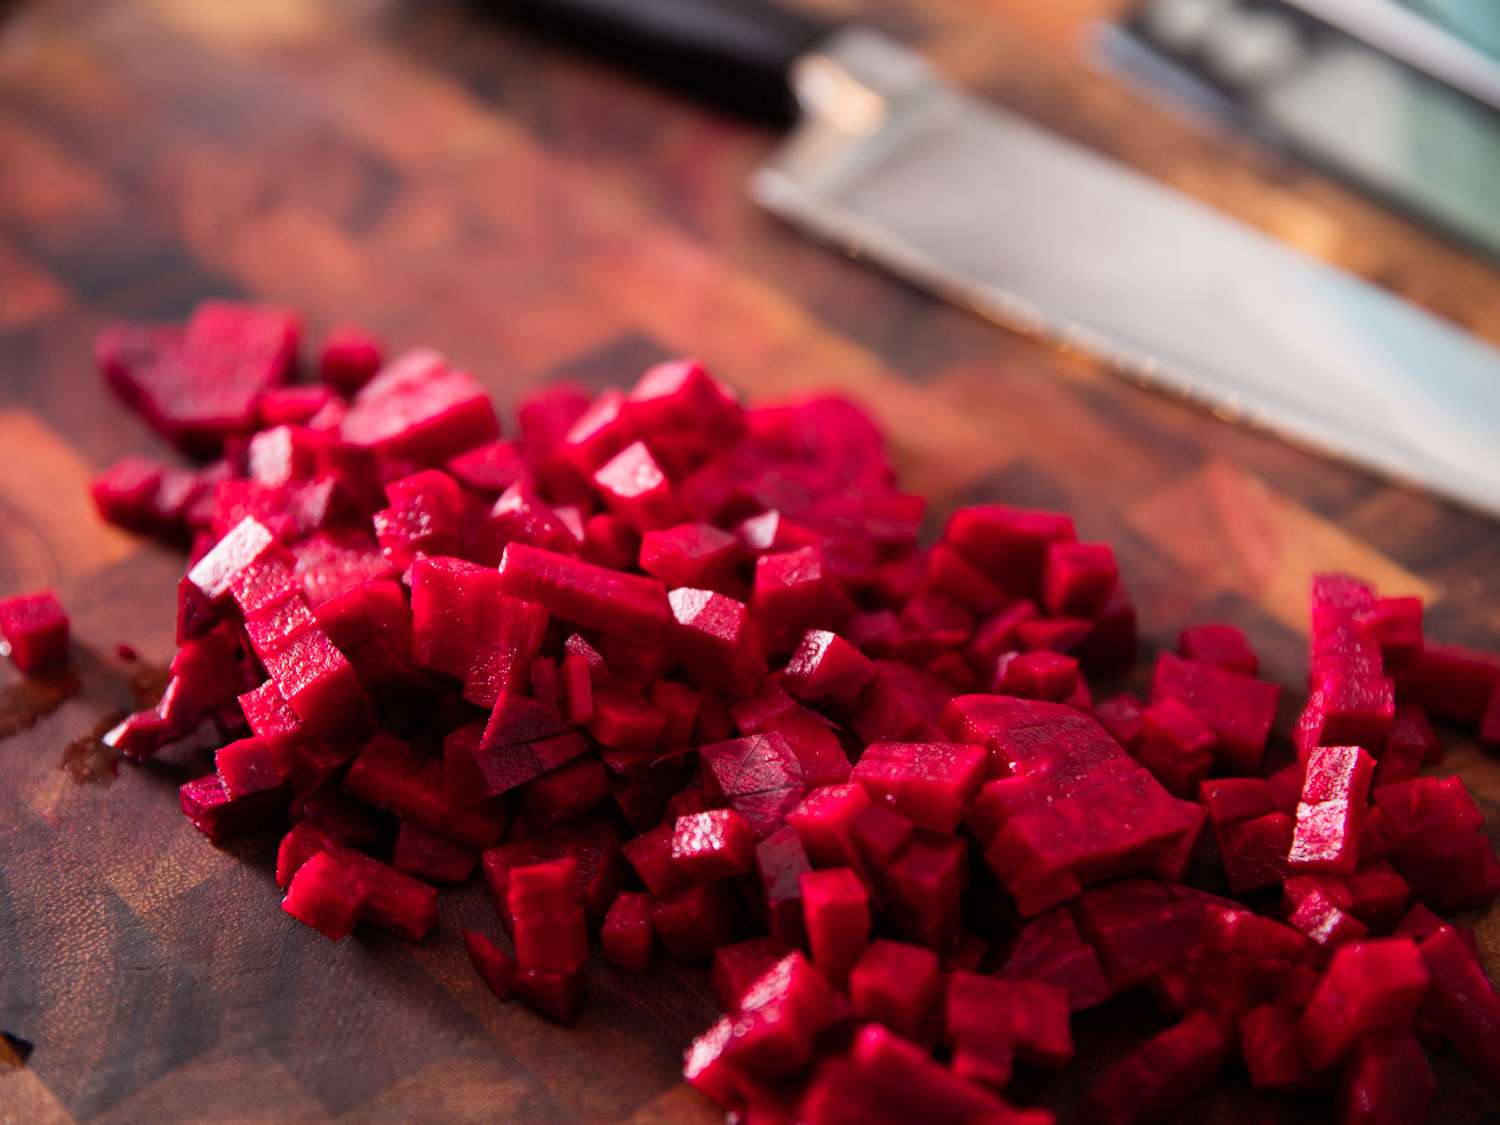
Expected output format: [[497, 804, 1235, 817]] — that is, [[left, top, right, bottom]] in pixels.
[[601, 891, 654, 972], [1178, 622, 1259, 676], [666, 588, 766, 699], [514, 966, 588, 1027], [0, 590, 70, 674], [924, 543, 1006, 614], [1199, 777, 1274, 828], [943, 505, 1076, 600], [1299, 938, 1430, 1069], [848, 940, 941, 1041], [624, 822, 690, 898], [786, 784, 872, 869], [1286, 885, 1368, 947], [800, 867, 870, 985], [521, 756, 611, 830], [1418, 923, 1500, 1099], [996, 908, 1113, 1010], [1394, 644, 1500, 724], [1341, 1029, 1433, 1125], [710, 937, 783, 1012], [751, 546, 834, 654], [1135, 700, 1216, 798], [1238, 1003, 1315, 1091], [755, 824, 811, 948], [591, 440, 679, 531], [339, 349, 498, 464], [1042, 541, 1117, 618], [700, 733, 806, 840], [850, 742, 985, 835], [260, 627, 373, 743], [281, 850, 369, 941], [318, 323, 383, 393], [783, 629, 876, 710], [463, 930, 517, 1000], [997, 650, 1079, 702], [1083, 1011, 1229, 1124], [1217, 811, 1293, 894], [672, 809, 755, 882], [1373, 777, 1500, 911], [651, 882, 739, 962], [1094, 692, 1146, 752], [948, 973, 1073, 1071], [392, 821, 476, 883], [1289, 744, 1374, 875], [1355, 596, 1424, 663], [638, 523, 742, 595], [496, 542, 669, 640], [842, 1024, 1010, 1123], [177, 515, 281, 637], [1150, 652, 1279, 773]]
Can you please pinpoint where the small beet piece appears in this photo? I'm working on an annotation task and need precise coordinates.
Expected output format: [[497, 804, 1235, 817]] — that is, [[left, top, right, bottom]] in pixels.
[[850, 741, 985, 835], [1394, 643, 1500, 724], [1417, 923, 1500, 1099], [496, 542, 669, 639], [996, 650, 1079, 702], [800, 867, 870, 985], [1042, 541, 1117, 618], [751, 546, 834, 654], [1178, 623, 1259, 676], [514, 966, 588, 1027], [1150, 651, 1279, 773], [1288, 744, 1375, 875], [392, 821, 477, 883], [1373, 777, 1500, 912], [786, 783, 872, 870], [651, 882, 740, 962], [281, 850, 369, 941], [1341, 1029, 1433, 1125], [1082, 1011, 1229, 1125], [1354, 596, 1423, 664], [1238, 1003, 1316, 1091], [782, 629, 876, 710], [318, 323, 383, 394], [943, 505, 1076, 600], [339, 349, 499, 464], [1217, 811, 1294, 894], [1133, 700, 1215, 798], [699, 733, 806, 840], [710, 938, 782, 1012], [672, 809, 755, 883], [601, 891, 654, 972], [666, 588, 766, 699], [464, 930, 517, 1000], [591, 440, 680, 531], [0, 590, 70, 674], [849, 939, 941, 1041], [1298, 938, 1430, 1070], [508, 857, 589, 975]]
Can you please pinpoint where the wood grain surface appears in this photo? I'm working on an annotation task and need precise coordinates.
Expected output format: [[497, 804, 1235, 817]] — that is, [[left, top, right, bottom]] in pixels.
[[3, 0, 1500, 1121]]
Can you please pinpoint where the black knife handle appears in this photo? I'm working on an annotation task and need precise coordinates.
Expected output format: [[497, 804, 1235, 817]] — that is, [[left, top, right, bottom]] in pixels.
[[486, 0, 833, 125]]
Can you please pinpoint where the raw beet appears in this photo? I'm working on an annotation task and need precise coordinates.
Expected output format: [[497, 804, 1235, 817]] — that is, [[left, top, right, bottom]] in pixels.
[[0, 590, 70, 674], [87, 307, 1500, 1124]]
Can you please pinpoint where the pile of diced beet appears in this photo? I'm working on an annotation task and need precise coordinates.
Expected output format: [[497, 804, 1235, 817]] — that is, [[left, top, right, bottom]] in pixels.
[[83, 299, 1500, 1123]]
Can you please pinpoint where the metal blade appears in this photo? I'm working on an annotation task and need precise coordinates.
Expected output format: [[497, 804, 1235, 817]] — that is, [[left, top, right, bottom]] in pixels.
[[752, 30, 1500, 518]]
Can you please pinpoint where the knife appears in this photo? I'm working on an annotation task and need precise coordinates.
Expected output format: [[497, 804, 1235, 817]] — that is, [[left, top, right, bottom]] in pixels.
[[491, 0, 1500, 518]]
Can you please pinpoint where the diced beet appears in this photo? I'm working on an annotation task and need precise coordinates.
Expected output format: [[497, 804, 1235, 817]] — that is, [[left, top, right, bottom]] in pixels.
[[179, 772, 287, 844], [1298, 938, 1429, 1070], [651, 882, 740, 962], [672, 809, 755, 882], [1417, 923, 1500, 1099], [849, 940, 941, 1041], [591, 440, 680, 531], [1394, 643, 1500, 724], [1082, 1011, 1228, 1124], [943, 505, 1076, 600], [392, 821, 476, 883], [0, 590, 70, 675], [1238, 1003, 1316, 1091], [711, 938, 783, 1012], [751, 546, 835, 655], [1178, 623, 1259, 676], [666, 588, 765, 699], [639, 522, 743, 594], [786, 784, 871, 870], [1199, 777, 1274, 828], [624, 822, 690, 898], [514, 966, 588, 1027], [1042, 541, 1117, 618], [850, 742, 985, 835], [853, 661, 950, 745], [283, 844, 437, 942], [290, 532, 398, 609], [842, 1024, 1011, 1123], [1288, 744, 1375, 875], [1286, 884, 1368, 947], [260, 627, 373, 743], [996, 908, 1112, 1010], [346, 734, 505, 849], [214, 736, 286, 800], [783, 629, 876, 710], [464, 930, 518, 1000], [800, 867, 870, 985], [1150, 651, 1279, 773], [1015, 616, 1091, 655], [1072, 881, 1209, 992], [522, 757, 611, 830], [339, 349, 498, 464], [281, 850, 369, 941], [99, 303, 299, 453], [1373, 777, 1500, 912], [496, 542, 669, 640], [700, 733, 806, 840], [318, 324, 383, 394], [996, 651, 1079, 702], [755, 825, 812, 949], [947, 973, 1073, 1071], [1134, 700, 1215, 798], [601, 891, 654, 972], [1354, 596, 1423, 665], [1094, 692, 1146, 752], [508, 857, 589, 975], [1341, 1029, 1433, 1125], [1217, 811, 1293, 894]]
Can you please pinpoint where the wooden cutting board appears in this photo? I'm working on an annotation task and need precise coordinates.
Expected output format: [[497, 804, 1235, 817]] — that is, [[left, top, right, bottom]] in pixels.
[[2, 0, 1499, 1120]]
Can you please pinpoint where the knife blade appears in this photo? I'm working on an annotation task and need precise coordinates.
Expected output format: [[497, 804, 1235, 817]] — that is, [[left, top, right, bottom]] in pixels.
[[490, 0, 1500, 518]]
